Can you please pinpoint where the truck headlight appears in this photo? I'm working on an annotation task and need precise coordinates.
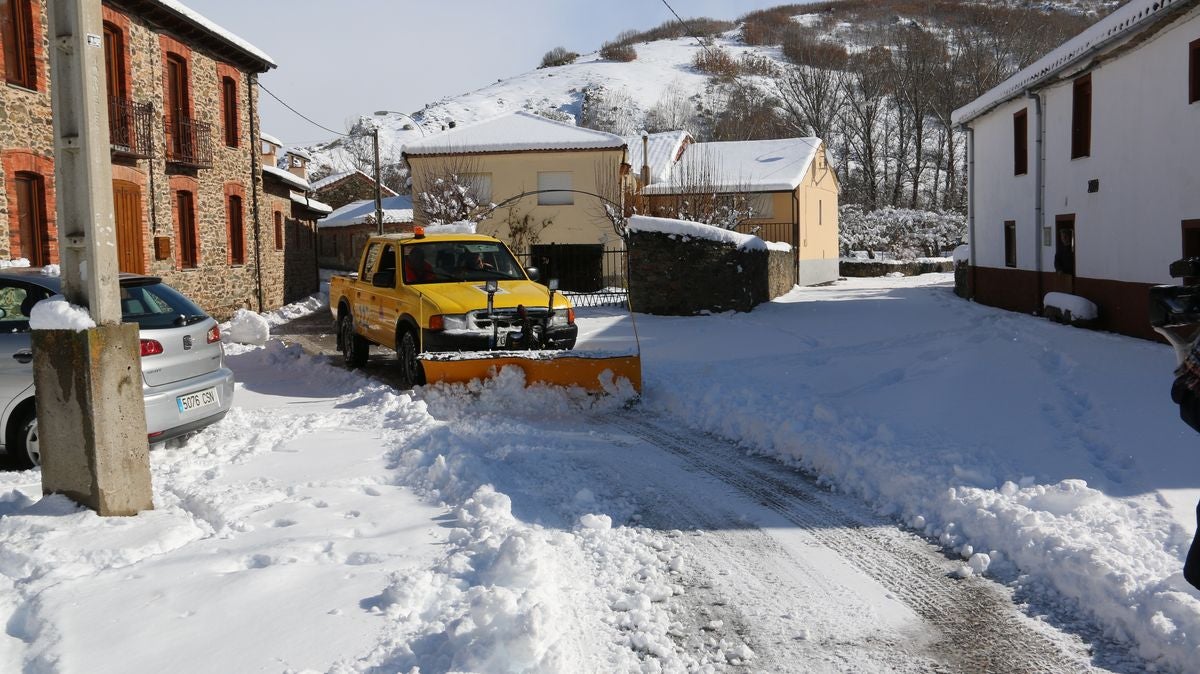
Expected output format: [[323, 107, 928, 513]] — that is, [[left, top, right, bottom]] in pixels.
[[441, 314, 469, 331], [550, 311, 570, 327]]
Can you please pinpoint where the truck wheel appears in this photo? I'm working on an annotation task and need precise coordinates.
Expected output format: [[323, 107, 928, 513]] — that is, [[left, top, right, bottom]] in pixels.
[[397, 330, 425, 389], [340, 314, 369, 368]]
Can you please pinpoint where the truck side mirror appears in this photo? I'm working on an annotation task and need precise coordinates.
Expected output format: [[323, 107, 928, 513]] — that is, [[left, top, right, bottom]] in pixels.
[[525, 267, 540, 282], [372, 270, 395, 288]]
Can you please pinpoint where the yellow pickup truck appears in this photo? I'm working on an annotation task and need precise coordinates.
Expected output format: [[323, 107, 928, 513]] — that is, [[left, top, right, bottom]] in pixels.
[[329, 230, 578, 387]]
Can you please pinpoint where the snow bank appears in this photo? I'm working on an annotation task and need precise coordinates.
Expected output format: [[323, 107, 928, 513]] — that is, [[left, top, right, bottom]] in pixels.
[[227, 309, 269, 345], [952, 245, 970, 264], [0, 258, 30, 268], [29, 296, 95, 331], [39, 264, 60, 276], [1044, 292, 1099, 321], [627, 215, 768, 251]]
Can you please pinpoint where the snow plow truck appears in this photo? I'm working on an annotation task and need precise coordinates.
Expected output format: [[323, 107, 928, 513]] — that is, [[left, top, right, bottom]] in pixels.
[[329, 229, 641, 393]]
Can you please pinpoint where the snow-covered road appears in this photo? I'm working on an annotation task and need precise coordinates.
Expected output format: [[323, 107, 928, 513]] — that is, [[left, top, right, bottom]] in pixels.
[[0, 273, 1192, 672]]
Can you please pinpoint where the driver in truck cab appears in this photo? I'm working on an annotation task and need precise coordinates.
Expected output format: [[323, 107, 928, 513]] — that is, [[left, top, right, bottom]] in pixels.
[[404, 247, 434, 283]]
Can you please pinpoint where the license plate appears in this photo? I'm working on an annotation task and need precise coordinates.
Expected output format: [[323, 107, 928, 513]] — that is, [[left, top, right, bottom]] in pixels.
[[177, 387, 218, 414], [497, 332, 507, 347]]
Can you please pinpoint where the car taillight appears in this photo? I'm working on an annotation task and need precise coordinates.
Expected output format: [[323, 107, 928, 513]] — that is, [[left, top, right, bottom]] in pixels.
[[429, 315, 444, 331], [207, 325, 220, 343], [140, 339, 163, 357], [567, 307, 575, 325]]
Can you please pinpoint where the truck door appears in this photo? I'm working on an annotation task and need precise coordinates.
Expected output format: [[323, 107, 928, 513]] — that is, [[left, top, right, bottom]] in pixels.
[[373, 243, 401, 346], [355, 242, 383, 337]]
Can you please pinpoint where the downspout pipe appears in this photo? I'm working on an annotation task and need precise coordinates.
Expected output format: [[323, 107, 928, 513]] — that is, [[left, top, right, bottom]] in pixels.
[[249, 73, 265, 312], [792, 191, 801, 286], [1026, 89, 1046, 312], [961, 124, 976, 298]]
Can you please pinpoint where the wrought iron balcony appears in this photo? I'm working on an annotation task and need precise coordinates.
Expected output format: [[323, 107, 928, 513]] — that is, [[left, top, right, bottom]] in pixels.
[[164, 112, 213, 169], [108, 97, 154, 159]]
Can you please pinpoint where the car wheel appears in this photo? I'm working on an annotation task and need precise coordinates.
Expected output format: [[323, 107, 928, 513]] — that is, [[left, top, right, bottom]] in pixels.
[[7, 408, 38, 469], [397, 330, 425, 389], [340, 313, 368, 368]]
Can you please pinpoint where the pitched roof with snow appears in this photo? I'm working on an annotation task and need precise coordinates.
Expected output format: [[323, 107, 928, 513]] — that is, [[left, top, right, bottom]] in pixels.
[[309, 170, 399, 197], [626, 131, 692, 184], [402, 111, 626, 156], [291, 193, 332, 215], [114, 0, 275, 71], [642, 137, 824, 195], [953, 0, 1199, 124], [262, 164, 310, 191], [318, 196, 415, 228], [260, 131, 282, 147]]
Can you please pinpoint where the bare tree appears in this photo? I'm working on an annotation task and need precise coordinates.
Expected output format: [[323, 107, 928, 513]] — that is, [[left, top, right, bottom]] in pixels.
[[774, 63, 844, 143], [408, 154, 493, 225], [648, 149, 757, 229], [838, 47, 891, 209]]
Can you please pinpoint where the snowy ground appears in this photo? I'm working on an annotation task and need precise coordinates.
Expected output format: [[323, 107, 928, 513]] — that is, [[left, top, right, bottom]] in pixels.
[[0, 273, 1195, 672]]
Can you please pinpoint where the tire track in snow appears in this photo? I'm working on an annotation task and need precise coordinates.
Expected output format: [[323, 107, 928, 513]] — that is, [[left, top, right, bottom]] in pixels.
[[610, 411, 1105, 674]]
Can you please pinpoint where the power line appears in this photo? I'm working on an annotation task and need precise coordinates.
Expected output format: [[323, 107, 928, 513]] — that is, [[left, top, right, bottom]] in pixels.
[[259, 82, 351, 138]]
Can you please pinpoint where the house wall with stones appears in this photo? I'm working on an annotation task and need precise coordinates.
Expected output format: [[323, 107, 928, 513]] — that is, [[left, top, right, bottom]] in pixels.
[[262, 178, 320, 304], [313, 172, 396, 211], [0, 0, 292, 321]]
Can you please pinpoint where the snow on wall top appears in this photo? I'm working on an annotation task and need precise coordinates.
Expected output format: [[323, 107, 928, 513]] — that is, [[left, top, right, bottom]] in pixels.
[[262, 165, 309, 191], [642, 137, 824, 195], [319, 195, 414, 228], [627, 215, 769, 251], [953, 0, 1196, 124], [259, 131, 282, 147], [402, 111, 626, 156], [151, 0, 275, 68], [284, 147, 314, 162], [626, 130, 692, 184], [291, 192, 333, 215]]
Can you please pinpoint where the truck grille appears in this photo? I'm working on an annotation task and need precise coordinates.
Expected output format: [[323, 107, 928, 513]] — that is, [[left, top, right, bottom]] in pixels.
[[469, 307, 551, 331]]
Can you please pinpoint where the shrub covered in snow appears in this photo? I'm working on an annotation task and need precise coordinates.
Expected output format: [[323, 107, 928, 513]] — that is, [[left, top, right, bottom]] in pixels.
[[599, 41, 637, 62], [839, 206, 966, 259], [539, 46, 578, 68]]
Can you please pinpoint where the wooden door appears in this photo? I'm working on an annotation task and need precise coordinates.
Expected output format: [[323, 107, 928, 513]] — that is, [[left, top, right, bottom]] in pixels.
[[166, 55, 188, 156], [113, 180, 144, 274], [14, 173, 48, 267]]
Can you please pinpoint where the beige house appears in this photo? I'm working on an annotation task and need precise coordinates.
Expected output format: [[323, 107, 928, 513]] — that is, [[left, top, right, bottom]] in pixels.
[[640, 137, 840, 286], [403, 112, 627, 252]]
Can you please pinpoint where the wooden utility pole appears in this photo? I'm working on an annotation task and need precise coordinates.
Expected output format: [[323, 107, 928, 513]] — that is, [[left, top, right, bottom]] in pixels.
[[34, 0, 152, 516]]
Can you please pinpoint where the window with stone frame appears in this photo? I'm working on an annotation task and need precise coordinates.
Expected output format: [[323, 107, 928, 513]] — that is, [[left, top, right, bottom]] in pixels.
[[228, 195, 246, 265], [176, 190, 199, 269], [2, 0, 36, 90], [222, 76, 238, 147], [274, 211, 283, 250]]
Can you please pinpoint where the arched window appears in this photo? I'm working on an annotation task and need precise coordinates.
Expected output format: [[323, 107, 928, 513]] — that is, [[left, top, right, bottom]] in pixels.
[[175, 190, 198, 269], [13, 172, 49, 266], [228, 195, 245, 265], [222, 76, 238, 147]]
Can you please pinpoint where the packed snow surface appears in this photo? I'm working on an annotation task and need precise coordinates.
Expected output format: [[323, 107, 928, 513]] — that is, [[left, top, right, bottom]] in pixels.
[[1045, 292, 1100, 320], [29, 296, 95, 331], [0, 276, 1197, 671], [628, 214, 769, 251]]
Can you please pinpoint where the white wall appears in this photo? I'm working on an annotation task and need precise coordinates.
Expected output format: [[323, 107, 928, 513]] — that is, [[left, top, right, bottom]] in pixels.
[[969, 7, 1200, 284]]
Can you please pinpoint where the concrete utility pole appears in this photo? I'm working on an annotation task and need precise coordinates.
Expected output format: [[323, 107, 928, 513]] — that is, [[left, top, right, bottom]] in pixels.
[[34, 0, 152, 516], [372, 127, 384, 235]]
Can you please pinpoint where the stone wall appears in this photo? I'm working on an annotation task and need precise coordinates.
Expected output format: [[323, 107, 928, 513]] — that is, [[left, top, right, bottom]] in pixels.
[[262, 180, 319, 305], [628, 231, 781, 315], [314, 173, 391, 211]]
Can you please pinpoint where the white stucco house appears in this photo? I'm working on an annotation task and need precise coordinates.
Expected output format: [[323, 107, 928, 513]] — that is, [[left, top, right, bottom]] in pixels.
[[953, 0, 1200, 339]]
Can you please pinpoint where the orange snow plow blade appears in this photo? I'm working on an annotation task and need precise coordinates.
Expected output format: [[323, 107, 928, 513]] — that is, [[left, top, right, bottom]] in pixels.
[[421, 352, 642, 394]]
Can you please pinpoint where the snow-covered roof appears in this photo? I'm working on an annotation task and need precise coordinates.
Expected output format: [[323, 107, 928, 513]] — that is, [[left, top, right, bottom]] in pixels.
[[953, 0, 1197, 124], [145, 0, 275, 69], [403, 111, 626, 156], [309, 169, 398, 197], [263, 165, 310, 191], [285, 147, 313, 162], [318, 195, 415, 228], [259, 131, 282, 147], [291, 192, 333, 215], [642, 137, 824, 195], [625, 130, 692, 184]]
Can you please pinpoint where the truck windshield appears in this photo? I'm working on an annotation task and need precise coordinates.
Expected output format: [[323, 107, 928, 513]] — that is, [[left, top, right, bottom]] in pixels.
[[403, 242, 526, 284]]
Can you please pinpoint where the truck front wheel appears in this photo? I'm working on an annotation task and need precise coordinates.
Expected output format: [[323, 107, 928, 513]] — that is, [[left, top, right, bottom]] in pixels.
[[340, 314, 369, 368], [397, 330, 425, 389]]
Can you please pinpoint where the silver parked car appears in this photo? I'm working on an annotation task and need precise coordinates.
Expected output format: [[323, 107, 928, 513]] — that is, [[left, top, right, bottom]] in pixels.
[[0, 269, 235, 468]]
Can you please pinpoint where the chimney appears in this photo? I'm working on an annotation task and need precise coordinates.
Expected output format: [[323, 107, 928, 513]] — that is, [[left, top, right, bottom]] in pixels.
[[286, 152, 308, 180], [260, 138, 279, 170], [641, 132, 651, 185]]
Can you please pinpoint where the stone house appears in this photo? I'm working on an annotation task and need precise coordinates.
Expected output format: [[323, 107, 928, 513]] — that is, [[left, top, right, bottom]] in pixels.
[[953, 0, 1200, 339], [0, 0, 314, 319], [310, 169, 397, 211], [640, 137, 840, 287], [316, 195, 414, 271], [259, 137, 330, 303]]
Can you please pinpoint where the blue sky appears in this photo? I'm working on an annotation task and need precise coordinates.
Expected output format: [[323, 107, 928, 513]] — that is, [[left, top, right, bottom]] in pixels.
[[182, 0, 790, 145]]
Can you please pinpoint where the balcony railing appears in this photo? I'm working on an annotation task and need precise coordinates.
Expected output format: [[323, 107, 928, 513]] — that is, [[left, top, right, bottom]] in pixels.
[[108, 97, 154, 159], [164, 112, 213, 168]]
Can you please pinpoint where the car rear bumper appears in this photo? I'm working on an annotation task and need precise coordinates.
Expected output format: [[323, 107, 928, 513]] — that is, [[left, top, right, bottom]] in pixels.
[[421, 325, 577, 352], [143, 366, 235, 439]]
